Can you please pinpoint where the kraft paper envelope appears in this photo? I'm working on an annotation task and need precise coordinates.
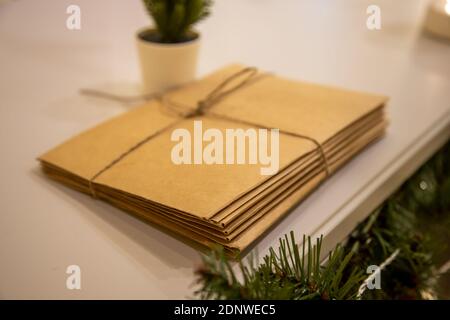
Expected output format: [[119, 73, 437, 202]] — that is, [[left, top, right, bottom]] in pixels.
[[108, 110, 385, 239], [39, 64, 388, 255], [42, 106, 384, 233], [91, 118, 386, 254], [81, 118, 384, 255], [100, 118, 386, 244]]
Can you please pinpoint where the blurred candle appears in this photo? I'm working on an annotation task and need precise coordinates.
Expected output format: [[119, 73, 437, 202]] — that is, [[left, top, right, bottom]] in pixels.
[[424, 0, 450, 39]]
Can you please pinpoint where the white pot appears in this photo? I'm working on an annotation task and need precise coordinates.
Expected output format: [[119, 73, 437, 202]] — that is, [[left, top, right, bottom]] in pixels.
[[136, 29, 200, 94]]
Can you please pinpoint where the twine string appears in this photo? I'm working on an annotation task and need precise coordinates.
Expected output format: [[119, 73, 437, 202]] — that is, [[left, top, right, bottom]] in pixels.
[[206, 111, 330, 177], [160, 67, 259, 118], [196, 67, 258, 115], [356, 248, 400, 299], [88, 67, 330, 198]]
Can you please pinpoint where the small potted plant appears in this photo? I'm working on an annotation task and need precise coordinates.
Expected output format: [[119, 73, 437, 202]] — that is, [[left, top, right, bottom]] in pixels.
[[138, 0, 213, 94]]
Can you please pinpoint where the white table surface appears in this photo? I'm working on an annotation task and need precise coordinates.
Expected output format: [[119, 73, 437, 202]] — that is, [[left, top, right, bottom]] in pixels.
[[0, 0, 449, 299]]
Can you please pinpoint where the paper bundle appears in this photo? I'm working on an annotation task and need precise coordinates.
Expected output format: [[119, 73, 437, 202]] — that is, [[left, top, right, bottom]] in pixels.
[[39, 65, 388, 255]]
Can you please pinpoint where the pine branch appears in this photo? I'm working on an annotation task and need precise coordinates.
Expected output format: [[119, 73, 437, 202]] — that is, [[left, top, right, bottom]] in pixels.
[[194, 140, 450, 300], [194, 232, 365, 300], [345, 140, 450, 299]]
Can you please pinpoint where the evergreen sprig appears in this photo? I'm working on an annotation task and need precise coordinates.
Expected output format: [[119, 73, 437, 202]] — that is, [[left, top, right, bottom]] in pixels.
[[347, 140, 450, 299], [195, 233, 365, 300], [194, 141, 450, 300], [142, 0, 213, 43]]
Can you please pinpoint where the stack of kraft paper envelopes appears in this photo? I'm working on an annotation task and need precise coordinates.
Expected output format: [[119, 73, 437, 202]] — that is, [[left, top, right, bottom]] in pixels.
[[39, 64, 388, 256]]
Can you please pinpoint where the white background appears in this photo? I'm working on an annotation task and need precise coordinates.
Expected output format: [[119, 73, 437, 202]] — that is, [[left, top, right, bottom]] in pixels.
[[0, 0, 449, 299]]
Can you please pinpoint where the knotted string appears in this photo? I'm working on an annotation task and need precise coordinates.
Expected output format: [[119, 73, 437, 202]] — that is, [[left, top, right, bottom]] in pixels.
[[159, 67, 259, 118], [88, 67, 330, 198]]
